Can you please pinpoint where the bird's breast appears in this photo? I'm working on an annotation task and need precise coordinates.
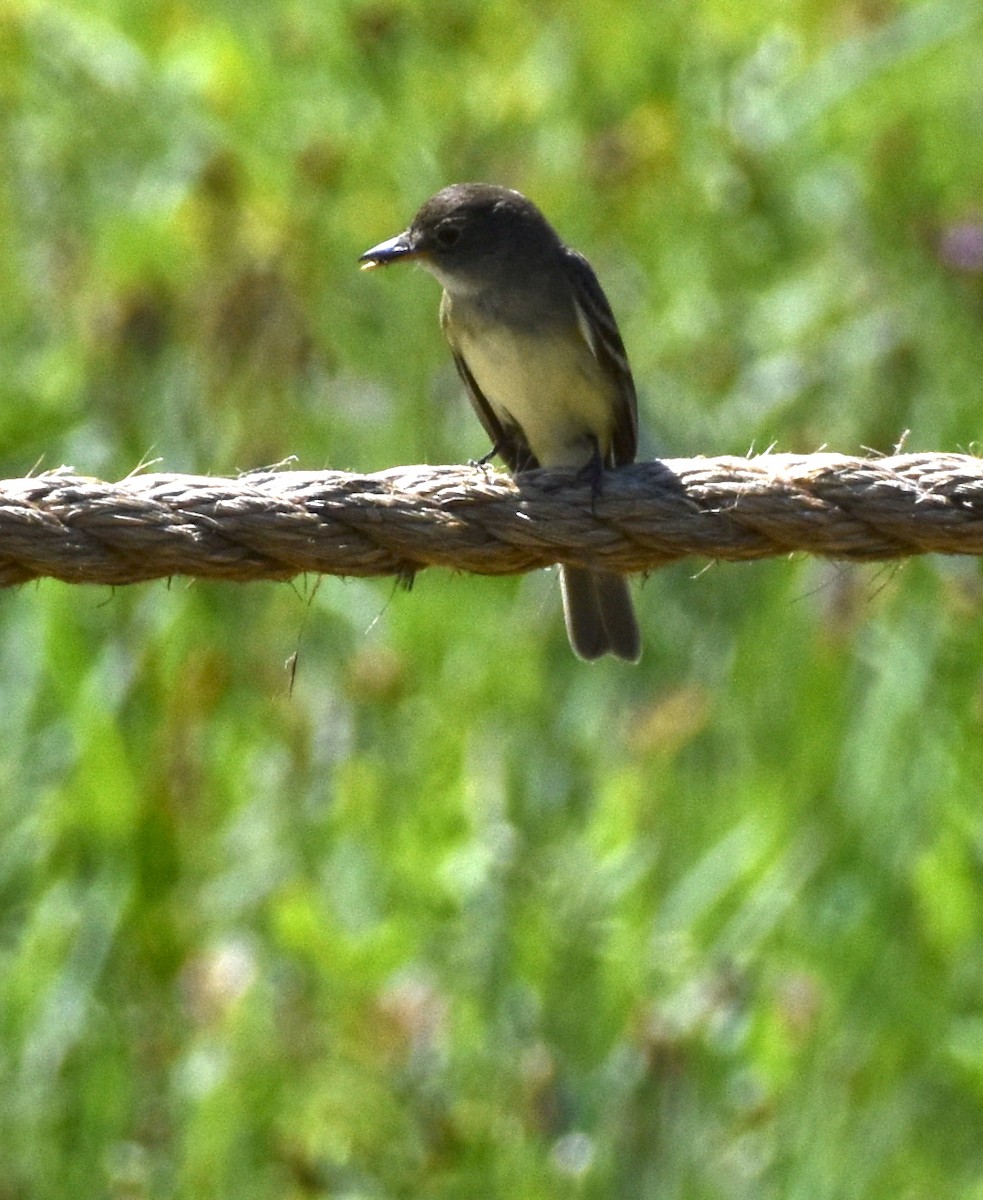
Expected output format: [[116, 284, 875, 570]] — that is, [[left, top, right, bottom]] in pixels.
[[447, 310, 616, 468]]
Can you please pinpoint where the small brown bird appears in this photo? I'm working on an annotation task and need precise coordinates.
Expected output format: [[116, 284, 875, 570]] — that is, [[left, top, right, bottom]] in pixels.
[[360, 183, 641, 662]]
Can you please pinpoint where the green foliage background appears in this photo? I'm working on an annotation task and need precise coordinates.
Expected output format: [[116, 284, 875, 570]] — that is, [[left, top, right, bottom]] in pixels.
[[3, 1, 983, 1196]]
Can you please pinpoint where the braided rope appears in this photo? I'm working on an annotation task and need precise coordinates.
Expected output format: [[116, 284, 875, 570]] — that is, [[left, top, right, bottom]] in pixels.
[[1, 453, 981, 587]]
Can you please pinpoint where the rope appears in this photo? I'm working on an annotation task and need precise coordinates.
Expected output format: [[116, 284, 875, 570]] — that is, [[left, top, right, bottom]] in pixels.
[[1, 452, 981, 588]]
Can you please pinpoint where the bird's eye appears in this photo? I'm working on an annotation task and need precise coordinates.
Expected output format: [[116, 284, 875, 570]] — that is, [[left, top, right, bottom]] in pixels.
[[435, 223, 461, 248]]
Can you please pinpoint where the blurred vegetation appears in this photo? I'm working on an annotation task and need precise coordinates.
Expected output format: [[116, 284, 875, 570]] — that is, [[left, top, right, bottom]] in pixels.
[[3, 0, 983, 1196]]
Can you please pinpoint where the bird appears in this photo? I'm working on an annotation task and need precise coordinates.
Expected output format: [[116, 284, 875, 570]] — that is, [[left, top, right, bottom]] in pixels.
[[359, 183, 641, 662]]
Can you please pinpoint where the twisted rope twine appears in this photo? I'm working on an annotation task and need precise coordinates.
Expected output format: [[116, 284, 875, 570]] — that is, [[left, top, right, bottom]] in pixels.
[[1, 453, 981, 588]]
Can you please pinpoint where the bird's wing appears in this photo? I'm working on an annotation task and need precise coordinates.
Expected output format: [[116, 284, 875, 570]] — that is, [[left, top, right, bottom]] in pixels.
[[562, 247, 638, 467]]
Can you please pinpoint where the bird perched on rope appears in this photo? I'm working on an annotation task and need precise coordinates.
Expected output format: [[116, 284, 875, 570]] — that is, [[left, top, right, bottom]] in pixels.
[[360, 183, 641, 662]]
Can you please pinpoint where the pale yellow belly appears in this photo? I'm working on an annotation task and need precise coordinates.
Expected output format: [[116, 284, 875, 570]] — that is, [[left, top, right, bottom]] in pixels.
[[454, 325, 615, 468]]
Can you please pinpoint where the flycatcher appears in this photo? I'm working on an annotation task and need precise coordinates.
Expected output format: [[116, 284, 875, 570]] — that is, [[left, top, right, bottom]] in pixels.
[[359, 183, 641, 663]]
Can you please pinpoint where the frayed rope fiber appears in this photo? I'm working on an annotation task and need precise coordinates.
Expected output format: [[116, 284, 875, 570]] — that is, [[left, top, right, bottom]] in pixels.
[[1, 453, 982, 588]]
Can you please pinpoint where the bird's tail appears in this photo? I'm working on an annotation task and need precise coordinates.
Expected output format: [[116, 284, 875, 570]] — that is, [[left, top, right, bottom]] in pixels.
[[560, 566, 641, 663]]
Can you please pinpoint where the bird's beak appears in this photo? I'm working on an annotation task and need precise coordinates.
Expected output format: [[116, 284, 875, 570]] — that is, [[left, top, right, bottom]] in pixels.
[[358, 231, 418, 270]]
